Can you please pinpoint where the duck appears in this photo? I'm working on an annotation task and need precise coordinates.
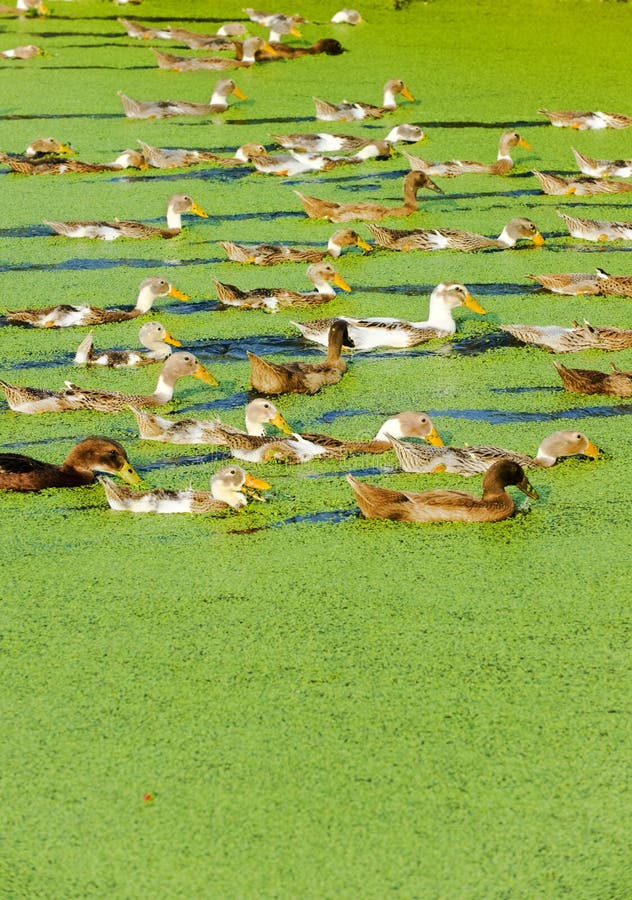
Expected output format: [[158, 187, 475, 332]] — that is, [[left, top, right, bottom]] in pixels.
[[403, 131, 531, 177], [0, 149, 145, 175], [118, 79, 246, 119], [213, 261, 352, 312], [366, 216, 544, 252], [0, 352, 219, 414], [295, 170, 442, 223], [0, 437, 139, 491], [539, 108, 632, 129], [74, 322, 182, 368], [554, 361, 632, 397], [23, 137, 73, 158], [218, 228, 371, 265], [137, 141, 266, 170], [248, 319, 353, 395], [151, 37, 275, 71], [314, 78, 415, 121], [44, 194, 208, 240], [292, 282, 486, 350], [246, 37, 344, 61], [331, 8, 362, 23], [100, 464, 271, 514], [117, 17, 174, 39], [297, 411, 443, 457], [1, 44, 45, 58], [572, 147, 632, 178], [176, 30, 243, 51], [237, 145, 328, 176], [244, 9, 306, 28], [347, 459, 538, 523], [532, 170, 632, 196], [3, 276, 189, 328], [526, 271, 606, 296], [272, 124, 424, 153], [558, 211, 632, 242], [388, 429, 599, 476], [265, 13, 303, 41], [0, 0, 48, 15], [500, 319, 632, 352]]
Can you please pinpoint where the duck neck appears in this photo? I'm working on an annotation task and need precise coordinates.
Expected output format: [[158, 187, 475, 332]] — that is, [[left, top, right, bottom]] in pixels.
[[60, 459, 96, 485], [150, 373, 177, 404], [425, 291, 457, 332], [242, 43, 259, 64], [326, 329, 345, 362], [374, 417, 402, 441], [212, 482, 247, 508], [245, 413, 266, 436], [145, 342, 172, 360], [401, 174, 421, 212], [497, 137, 514, 162], [209, 88, 228, 108], [311, 273, 336, 296], [495, 226, 515, 247], [165, 204, 182, 230], [326, 236, 343, 257], [268, 27, 282, 41], [134, 285, 158, 313], [534, 445, 557, 467], [382, 87, 397, 109]]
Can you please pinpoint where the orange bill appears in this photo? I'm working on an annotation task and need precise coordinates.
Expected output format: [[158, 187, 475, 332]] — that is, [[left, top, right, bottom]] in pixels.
[[232, 86, 247, 101], [194, 363, 219, 386], [261, 42, 278, 54], [270, 411, 293, 435], [426, 428, 444, 447], [401, 86, 415, 102], [189, 201, 208, 219], [243, 472, 272, 491], [518, 138, 532, 150], [163, 330, 182, 348], [464, 293, 486, 315], [532, 231, 545, 246], [117, 462, 141, 486], [333, 272, 352, 292], [167, 284, 190, 301], [583, 440, 600, 460], [355, 236, 373, 252]]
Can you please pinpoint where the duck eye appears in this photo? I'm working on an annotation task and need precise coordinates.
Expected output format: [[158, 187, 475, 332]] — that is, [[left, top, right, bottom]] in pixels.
[[530, 224, 536, 232]]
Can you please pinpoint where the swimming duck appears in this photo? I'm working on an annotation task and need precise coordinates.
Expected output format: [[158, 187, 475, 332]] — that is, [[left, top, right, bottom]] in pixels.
[[23, 137, 73, 157], [44, 194, 208, 240], [539, 108, 632, 129], [554, 361, 632, 397], [274, 124, 424, 154], [500, 319, 632, 352], [246, 37, 344, 61], [218, 228, 371, 265], [292, 282, 485, 350], [138, 141, 266, 170], [532, 170, 632, 196], [347, 459, 538, 523], [366, 217, 544, 251], [238, 146, 327, 176], [0, 437, 139, 491], [1, 44, 45, 58], [572, 147, 632, 178], [0, 149, 145, 175], [117, 17, 173, 39], [244, 9, 305, 27], [118, 79, 246, 119], [558, 211, 632, 242], [249, 319, 353, 395], [404, 131, 531, 177], [331, 8, 362, 23], [298, 411, 443, 456], [314, 78, 415, 121], [151, 37, 274, 71], [0, 0, 48, 16], [3, 276, 189, 328], [0, 353, 218, 414], [388, 429, 599, 476], [176, 30, 242, 51], [100, 464, 271, 514], [213, 262, 352, 312], [526, 271, 606, 295], [74, 323, 182, 368], [295, 171, 441, 223]]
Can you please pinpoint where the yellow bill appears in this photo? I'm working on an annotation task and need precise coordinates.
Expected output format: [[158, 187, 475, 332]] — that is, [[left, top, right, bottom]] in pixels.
[[262, 42, 278, 54], [290, 26, 302, 37], [167, 284, 190, 301], [532, 231, 545, 247], [583, 440, 600, 460], [189, 201, 208, 219], [163, 331, 182, 348], [426, 428, 444, 447], [233, 86, 247, 101], [333, 272, 352, 292], [464, 293, 486, 315], [117, 463, 141, 486], [194, 363, 220, 386], [355, 236, 372, 252], [518, 138, 532, 150], [401, 86, 415, 102], [270, 411, 293, 434]]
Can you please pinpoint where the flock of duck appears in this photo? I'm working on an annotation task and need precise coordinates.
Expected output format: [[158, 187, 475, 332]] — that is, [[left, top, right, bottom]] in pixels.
[[1, 4, 631, 522]]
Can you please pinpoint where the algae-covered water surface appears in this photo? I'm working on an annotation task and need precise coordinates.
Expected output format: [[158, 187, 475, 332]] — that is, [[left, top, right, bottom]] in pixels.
[[1, 1, 631, 896]]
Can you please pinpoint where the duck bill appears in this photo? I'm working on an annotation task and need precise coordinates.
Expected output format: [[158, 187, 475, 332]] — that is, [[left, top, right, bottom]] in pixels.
[[333, 272, 352, 292], [518, 138, 532, 150], [532, 231, 545, 247], [194, 363, 219, 386], [355, 236, 373, 252], [401, 86, 415, 102], [270, 412, 293, 435], [426, 427, 444, 447], [58, 143, 74, 156], [163, 331, 182, 348], [517, 475, 538, 500], [426, 178, 443, 193], [464, 293, 486, 315], [167, 284, 190, 301], [261, 42, 279, 54], [117, 463, 141, 486], [290, 26, 302, 37], [37, 1, 49, 14], [189, 201, 208, 219], [232, 87, 247, 101], [243, 472, 272, 491], [582, 440, 600, 460]]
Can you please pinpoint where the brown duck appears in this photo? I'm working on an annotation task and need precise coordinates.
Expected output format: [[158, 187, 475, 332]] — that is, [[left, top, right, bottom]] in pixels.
[[248, 319, 353, 395], [347, 459, 538, 523], [554, 361, 632, 397], [0, 437, 139, 491], [295, 171, 441, 222]]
